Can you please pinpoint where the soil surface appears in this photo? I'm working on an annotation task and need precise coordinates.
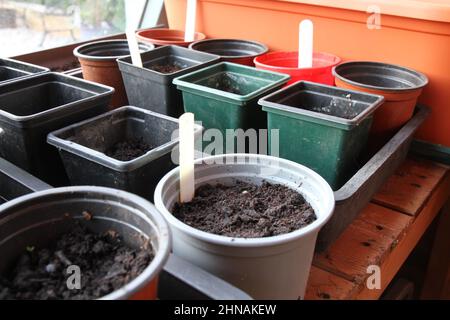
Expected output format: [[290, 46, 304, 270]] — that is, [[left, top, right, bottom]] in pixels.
[[206, 73, 243, 95], [0, 222, 153, 300], [312, 95, 359, 120], [173, 181, 317, 238], [106, 137, 152, 161], [149, 63, 184, 74], [51, 60, 81, 72]]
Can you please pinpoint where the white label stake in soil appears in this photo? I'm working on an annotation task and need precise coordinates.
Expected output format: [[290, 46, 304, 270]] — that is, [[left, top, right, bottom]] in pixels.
[[126, 29, 143, 68], [179, 112, 195, 203], [184, 0, 197, 42], [298, 19, 314, 68]]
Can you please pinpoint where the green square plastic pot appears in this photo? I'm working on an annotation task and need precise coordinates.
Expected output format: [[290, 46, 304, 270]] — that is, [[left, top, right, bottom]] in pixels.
[[173, 62, 290, 153], [259, 81, 384, 190]]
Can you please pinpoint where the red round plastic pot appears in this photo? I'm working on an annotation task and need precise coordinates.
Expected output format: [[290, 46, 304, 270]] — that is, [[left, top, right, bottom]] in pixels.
[[189, 39, 268, 66], [254, 51, 341, 85]]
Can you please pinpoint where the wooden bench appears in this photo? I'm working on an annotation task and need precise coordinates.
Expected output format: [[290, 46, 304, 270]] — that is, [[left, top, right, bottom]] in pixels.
[[306, 157, 450, 299]]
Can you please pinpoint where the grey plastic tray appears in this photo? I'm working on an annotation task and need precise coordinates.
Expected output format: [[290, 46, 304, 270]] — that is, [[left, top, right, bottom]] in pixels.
[[0, 157, 51, 204], [0, 58, 49, 85], [316, 105, 430, 251]]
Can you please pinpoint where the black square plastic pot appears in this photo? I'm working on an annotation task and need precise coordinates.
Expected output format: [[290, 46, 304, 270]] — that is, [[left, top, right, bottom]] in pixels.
[[0, 72, 114, 186], [47, 106, 202, 201], [117, 45, 220, 118], [0, 58, 49, 85]]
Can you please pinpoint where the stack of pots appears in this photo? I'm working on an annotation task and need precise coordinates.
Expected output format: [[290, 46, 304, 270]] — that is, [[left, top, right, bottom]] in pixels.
[[154, 153, 335, 299]]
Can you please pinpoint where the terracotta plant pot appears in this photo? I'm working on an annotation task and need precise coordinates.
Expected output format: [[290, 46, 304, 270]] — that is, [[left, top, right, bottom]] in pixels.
[[74, 40, 154, 108], [333, 61, 428, 145], [189, 39, 268, 66], [136, 28, 206, 47], [254, 51, 341, 86]]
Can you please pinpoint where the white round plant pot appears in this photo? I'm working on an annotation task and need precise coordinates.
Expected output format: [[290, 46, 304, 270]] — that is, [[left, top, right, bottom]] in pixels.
[[154, 154, 334, 299]]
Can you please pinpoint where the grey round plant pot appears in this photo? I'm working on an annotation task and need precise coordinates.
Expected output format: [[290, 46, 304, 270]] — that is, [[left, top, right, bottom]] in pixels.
[[154, 153, 335, 299], [0, 186, 171, 300]]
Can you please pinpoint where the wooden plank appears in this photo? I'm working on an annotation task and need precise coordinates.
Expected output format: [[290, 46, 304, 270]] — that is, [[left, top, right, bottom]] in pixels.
[[305, 266, 358, 300], [313, 204, 411, 284], [420, 199, 450, 299], [372, 158, 447, 216], [354, 173, 450, 299], [307, 160, 449, 300]]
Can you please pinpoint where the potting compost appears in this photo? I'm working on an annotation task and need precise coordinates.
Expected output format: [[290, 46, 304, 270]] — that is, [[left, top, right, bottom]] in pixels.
[[148, 63, 185, 74], [173, 181, 317, 238], [0, 220, 153, 300], [105, 137, 152, 161]]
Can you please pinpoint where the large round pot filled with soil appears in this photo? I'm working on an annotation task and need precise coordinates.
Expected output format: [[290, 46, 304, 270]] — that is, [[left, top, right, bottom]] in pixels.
[[74, 40, 154, 108], [189, 39, 268, 66], [154, 154, 334, 299], [136, 28, 206, 47], [0, 186, 170, 300]]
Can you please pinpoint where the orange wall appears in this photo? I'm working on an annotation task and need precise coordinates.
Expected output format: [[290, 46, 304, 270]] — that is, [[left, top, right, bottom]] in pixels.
[[165, 0, 450, 147]]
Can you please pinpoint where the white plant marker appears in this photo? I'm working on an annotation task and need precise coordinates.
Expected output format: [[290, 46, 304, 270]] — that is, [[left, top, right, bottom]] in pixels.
[[298, 19, 314, 68], [179, 112, 195, 203], [126, 29, 143, 68], [184, 0, 197, 42]]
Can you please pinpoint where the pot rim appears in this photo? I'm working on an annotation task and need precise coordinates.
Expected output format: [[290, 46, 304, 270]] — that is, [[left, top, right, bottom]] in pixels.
[[0, 186, 171, 300], [136, 28, 206, 45], [47, 106, 203, 172], [154, 153, 335, 248], [172, 62, 290, 103], [332, 61, 429, 92], [189, 38, 269, 59], [73, 39, 154, 62], [254, 51, 341, 72]]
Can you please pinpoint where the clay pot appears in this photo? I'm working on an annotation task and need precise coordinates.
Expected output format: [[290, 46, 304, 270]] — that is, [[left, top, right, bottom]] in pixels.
[[333, 61, 428, 144], [74, 40, 154, 108], [136, 28, 206, 47]]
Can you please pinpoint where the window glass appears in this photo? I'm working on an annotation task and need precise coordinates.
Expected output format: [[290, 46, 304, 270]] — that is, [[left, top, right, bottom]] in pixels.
[[0, 0, 147, 57]]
